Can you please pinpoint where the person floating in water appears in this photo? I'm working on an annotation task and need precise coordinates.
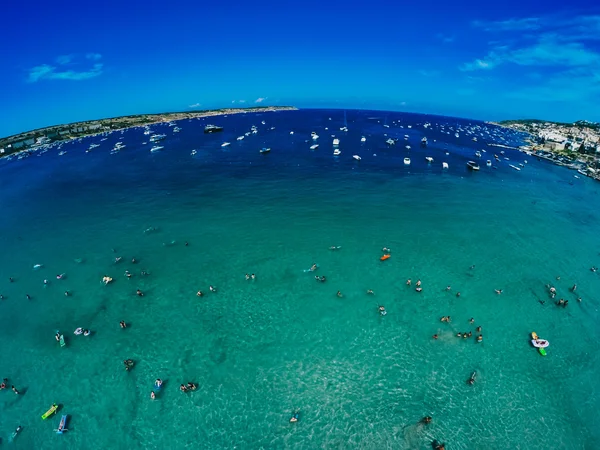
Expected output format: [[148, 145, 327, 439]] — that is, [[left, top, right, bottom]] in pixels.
[[180, 384, 188, 393], [421, 416, 432, 424], [467, 371, 477, 385], [12, 385, 19, 394], [336, 291, 343, 298], [406, 279, 411, 286], [289, 410, 300, 423], [186, 382, 197, 390], [124, 359, 134, 371], [245, 274, 250, 280], [0, 378, 7, 389], [120, 321, 127, 328], [495, 289, 503, 294], [309, 264, 318, 272], [469, 318, 474, 324], [445, 286, 451, 291], [150, 391, 156, 400], [210, 286, 217, 293], [571, 284, 577, 292], [155, 379, 163, 389], [378, 305, 387, 316], [366, 289, 374, 295], [136, 289, 144, 297], [197, 290, 204, 297]]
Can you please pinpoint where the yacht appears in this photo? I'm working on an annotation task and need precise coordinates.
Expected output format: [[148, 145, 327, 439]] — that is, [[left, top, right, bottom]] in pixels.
[[290, 131, 294, 135], [361, 136, 366, 142], [442, 162, 449, 169], [475, 151, 482, 158], [352, 155, 361, 161], [173, 127, 181, 133], [204, 125, 223, 133], [237, 136, 245, 141], [486, 160, 492, 167], [386, 138, 395, 145], [467, 161, 480, 171], [406, 145, 411, 150], [260, 147, 271, 154], [421, 137, 428, 147], [58, 151, 67, 156], [261, 121, 266, 125], [149, 134, 166, 142], [425, 156, 434, 163], [472, 137, 478, 142], [333, 138, 340, 146], [221, 142, 231, 147], [191, 150, 197, 155], [404, 157, 411, 165], [455, 133, 460, 138], [333, 149, 341, 156], [312, 133, 319, 140], [509, 164, 521, 171], [150, 145, 164, 153], [310, 144, 319, 150]]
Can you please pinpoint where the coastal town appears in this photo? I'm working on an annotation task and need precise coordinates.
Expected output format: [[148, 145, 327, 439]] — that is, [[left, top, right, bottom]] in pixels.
[[0, 106, 296, 158], [499, 119, 600, 180]]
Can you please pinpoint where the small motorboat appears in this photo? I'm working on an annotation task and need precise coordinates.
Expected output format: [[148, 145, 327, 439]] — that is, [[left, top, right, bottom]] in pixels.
[[509, 164, 521, 171], [404, 157, 411, 165], [150, 146, 164, 153], [386, 138, 395, 145], [442, 162, 449, 169], [56, 415, 68, 434], [333, 138, 340, 146], [486, 160, 492, 167], [309, 144, 319, 150], [221, 142, 231, 147], [475, 151, 482, 158], [425, 156, 433, 163], [191, 150, 197, 155], [352, 155, 361, 161], [333, 149, 341, 156], [236, 135, 245, 140], [360, 136, 366, 142], [259, 147, 271, 154], [467, 161, 480, 171]]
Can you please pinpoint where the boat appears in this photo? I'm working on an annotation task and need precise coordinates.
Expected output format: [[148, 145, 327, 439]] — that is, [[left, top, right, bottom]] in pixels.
[[310, 144, 319, 150], [509, 164, 521, 171], [421, 137, 428, 147], [290, 131, 294, 134], [333, 138, 340, 146], [472, 137, 478, 142], [475, 151, 482, 158], [352, 155, 361, 161], [360, 136, 366, 142], [380, 254, 391, 261], [260, 147, 271, 154], [236, 136, 245, 141], [486, 160, 492, 167], [204, 125, 223, 133], [455, 132, 459, 138], [42, 404, 59, 420], [56, 415, 68, 434], [466, 161, 480, 171], [150, 146, 164, 153], [442, 162, 449, 169], [404, 157, 411, 165], [333, 149, 341, 156], [173, 127, 181, 133], [58, 151, 67, 156], [221, 142, 231, 147], [149, 134, 166, 142], [191, 150, 197, 155], [425, 156, 433, 163], [386, 138, 395, 145]]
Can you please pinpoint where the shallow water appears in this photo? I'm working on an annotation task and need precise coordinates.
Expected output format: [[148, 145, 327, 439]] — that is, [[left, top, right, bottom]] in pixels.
[[0, 109, 599, 449]]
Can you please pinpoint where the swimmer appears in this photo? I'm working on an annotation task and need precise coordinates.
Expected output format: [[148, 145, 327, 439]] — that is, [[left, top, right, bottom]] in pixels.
[[115, 257, 122, 263], [406, 279, 412, 286], [187, 382, 197, 390], [467, 371, 476, 385], [9, 277, 13, 282], [83, 329, 91, 336], [421, 416, 432, 424], [591, 267, 597, 272], [456, 292, 461, 297], [378, 305, 387, 316], [440, 316, 447, 322], [445, 286, 451, 291], [26, 294, 31, 300], [245, 274, 250, 280], [416, 280, 422, 287], [210, 285, 217, 293], [124, 359, 134, 370], [155, 379, 163, 388], [382, 247, 391, 253], [432, 440, 446, 450], [469, 265, 475, 270], [56, 273, 65, 280], [150, 391, 156, 400], [477, 335, 483, 342], [571, 284, 577, 292], [12, 385, 19, 394], [251, 274, 256, 280], [336, 291, 343, 298], [290, 410, 300, 423], [467, 331, 472, 337], [180, 384, 188, 392], [563, 299, 569, 307], [64, 291, 69, 296], [476, 326, 481, 332], [462, 333, 468, 339], [416, 287, 422, 292], [136, 289, 144, 297], [456, 332, 462, 337], [310, 264, 318, 272], [0, 379, 6, 389], [55, 332, 61, 341], [469, 318, 474, 324], [432, 334, 438, 339], [578, 297, 582, 302], [43, 279, 49, 285], [495, 289, 503, 294], [125, 270, 132, 278], [556, 276, 560, 280], [131, 258, 137, 264], [366, 289, 374, 295], [0, 294, 4, 299], [141, 270, 148, 276], [185, 242, 189, 246], [329, 246, 341, 250], [197, 291, 204, 297], [120, 321, 127, 328]]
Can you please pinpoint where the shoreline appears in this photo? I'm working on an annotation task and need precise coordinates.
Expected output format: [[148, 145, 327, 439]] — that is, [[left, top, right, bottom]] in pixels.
[[0, 106, 297, 158]]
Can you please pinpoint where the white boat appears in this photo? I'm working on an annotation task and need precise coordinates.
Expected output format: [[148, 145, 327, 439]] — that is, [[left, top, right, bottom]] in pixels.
[[173, 127, 181, 133], [509, 164, 521, 171], [290, 131, 294, 134], [221, 142, 231, 147], [486, 160, 492, 167], [333, 149, 341, 156], [467, 161, 480, 171], [261, 121, 266, 125], [333, 138, 340, 146], [58, 151, 67, 156], [191, 150, 197, 155], [472, 137, 478, 142], [150, 146, 164, 153], [425, 156, 434, 163], [404, 157, 411, 165], [312, 133, 319, 140], [455, 133, 459, 138], [143, 129, 151, 135], [149, 134, 166, 142], [442, 162, 449, 169], [361, 136, 366, 142], [260, 147, 271, 154], [352, 155, 361, 161], [405, 145, 411, 149], [386, 138, 395, 145], [237, 136, 245, 141], [310, 144, 319, 150], [475, 151, 482, 158]]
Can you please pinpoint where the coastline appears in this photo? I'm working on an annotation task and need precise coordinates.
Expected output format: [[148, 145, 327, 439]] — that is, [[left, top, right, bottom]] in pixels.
[[0, 106, 297, 159]]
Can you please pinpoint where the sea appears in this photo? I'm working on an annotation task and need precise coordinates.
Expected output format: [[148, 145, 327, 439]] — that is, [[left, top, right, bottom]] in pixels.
[[0, 109, 599, 449]]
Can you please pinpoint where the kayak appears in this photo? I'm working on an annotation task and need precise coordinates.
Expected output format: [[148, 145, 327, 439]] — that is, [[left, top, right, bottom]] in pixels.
[[56, 415, 68, 434], [9, 425, 22, 442], [42, 403, 58, 420], [380, 254, 391, 261]]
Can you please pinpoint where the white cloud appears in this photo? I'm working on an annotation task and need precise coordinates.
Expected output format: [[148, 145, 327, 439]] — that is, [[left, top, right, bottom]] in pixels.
[[239, 99, 246, 103], [86, 53, 102, 61], [28, 63, 103, 82], [188, 103, 201, 108], [231, 100, 236, 103], [418, 70, 440, 77], [55, 54, 74, 65], [472, 17, 542, 32], [460, 58, 496, 71], [255, 97, 266, 103]]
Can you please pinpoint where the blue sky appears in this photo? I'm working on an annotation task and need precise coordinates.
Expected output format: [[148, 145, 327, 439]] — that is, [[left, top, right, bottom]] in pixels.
[[2, 0, 600, 136]]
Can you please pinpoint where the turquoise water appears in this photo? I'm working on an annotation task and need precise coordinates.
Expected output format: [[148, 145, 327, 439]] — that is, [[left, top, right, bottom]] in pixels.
[[1, 110, 599, 449]]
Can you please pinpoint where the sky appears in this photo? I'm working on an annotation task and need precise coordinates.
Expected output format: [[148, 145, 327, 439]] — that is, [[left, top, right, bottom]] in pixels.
[[2, 0, 600, 137]]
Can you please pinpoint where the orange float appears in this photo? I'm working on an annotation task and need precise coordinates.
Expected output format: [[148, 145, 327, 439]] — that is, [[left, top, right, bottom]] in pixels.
[[380, 254, 391, 261]]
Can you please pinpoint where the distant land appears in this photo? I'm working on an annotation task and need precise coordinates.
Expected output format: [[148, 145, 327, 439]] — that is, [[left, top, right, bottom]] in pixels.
[[0, 106, 297, 158], [497, 119, 600, 130]]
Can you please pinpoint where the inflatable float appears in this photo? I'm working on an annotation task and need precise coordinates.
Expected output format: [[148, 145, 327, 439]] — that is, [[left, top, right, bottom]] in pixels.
[[42, 404, 58, 420], [56, 415, 68, 434], [380, 254, 391, 261], [531, 332, 548, 356]]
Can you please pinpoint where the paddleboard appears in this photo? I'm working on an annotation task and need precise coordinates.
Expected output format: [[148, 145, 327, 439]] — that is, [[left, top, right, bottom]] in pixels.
[[56, 414, 68, 434], [42, 404, 58, 420], [538, 348, 547, 356], [531, 332, 539, 340], [59, 335, 66, 347]]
